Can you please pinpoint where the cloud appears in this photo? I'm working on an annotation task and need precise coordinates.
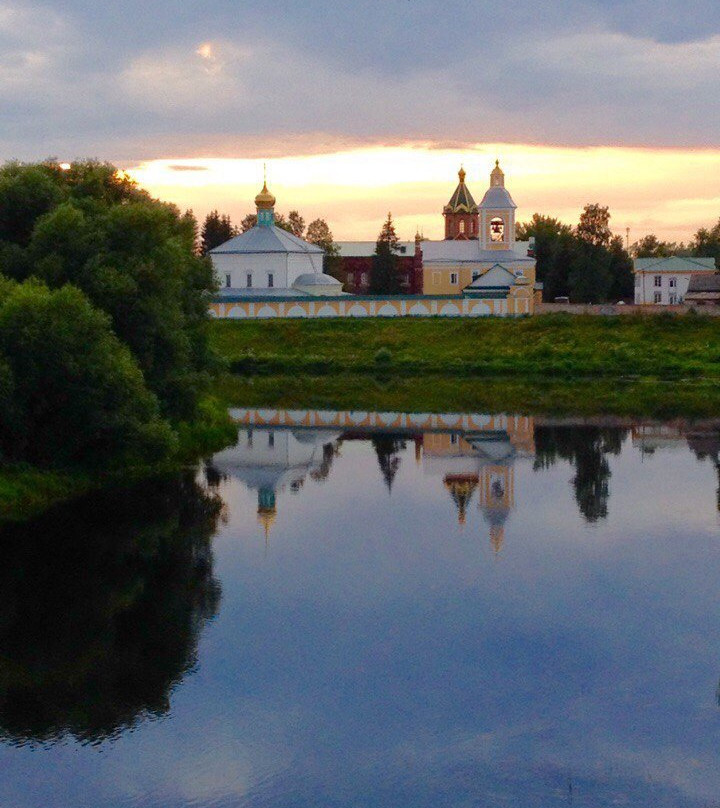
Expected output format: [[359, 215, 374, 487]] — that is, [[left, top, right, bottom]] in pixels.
[[1, 1, 720, 161]]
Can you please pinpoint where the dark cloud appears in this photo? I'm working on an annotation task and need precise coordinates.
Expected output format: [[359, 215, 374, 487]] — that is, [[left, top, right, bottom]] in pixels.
[[1, 0, 719, 162]]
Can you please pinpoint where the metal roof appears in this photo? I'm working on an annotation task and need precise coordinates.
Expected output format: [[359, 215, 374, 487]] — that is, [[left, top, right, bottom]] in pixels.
[[444, 179, 478, 214], [337, 240, 533, 264], [479, 185, 517, 210], [210, 224, 324, 255], [634, 256, 716, 272], [687, 273, 720, 293]]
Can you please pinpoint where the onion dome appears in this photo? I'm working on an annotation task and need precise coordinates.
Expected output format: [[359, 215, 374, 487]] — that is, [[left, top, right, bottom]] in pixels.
[[254, 180, 276, 210], [480, 160, 516, 210]]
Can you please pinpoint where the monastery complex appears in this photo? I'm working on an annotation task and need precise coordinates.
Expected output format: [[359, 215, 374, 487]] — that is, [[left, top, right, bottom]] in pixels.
[[209, 162, 539, 319]]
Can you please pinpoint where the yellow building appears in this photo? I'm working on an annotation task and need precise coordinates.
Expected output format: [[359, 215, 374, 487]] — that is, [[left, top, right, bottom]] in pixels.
[[421, 162, 538, 297]]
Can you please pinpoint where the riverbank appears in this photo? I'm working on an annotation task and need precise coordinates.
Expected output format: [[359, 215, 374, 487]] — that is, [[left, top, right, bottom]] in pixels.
[[210, 313, 720, 380], [0, 396, 236, 523], [220, 374, 720, 420]]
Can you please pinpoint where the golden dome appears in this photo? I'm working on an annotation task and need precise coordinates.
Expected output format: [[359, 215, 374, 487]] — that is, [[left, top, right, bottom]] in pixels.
[[458, 166, 466, 183], [257, 504, 277, 541], [255, 180, 276, 210]]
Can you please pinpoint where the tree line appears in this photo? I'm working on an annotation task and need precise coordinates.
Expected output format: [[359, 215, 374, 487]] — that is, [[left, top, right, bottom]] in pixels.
[[0, 160, 219, 472]]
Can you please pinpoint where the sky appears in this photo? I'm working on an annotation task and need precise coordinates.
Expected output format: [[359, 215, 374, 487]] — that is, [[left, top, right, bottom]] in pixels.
[[3, 0, 720, 241]]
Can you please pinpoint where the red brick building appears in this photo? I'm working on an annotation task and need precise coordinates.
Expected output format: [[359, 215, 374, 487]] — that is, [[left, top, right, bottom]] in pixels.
[[443, 167, 479, 240], [337, 236, 424, 295]]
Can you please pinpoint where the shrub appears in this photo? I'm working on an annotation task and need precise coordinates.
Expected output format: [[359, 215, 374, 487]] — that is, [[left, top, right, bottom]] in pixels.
[[374, 347, 392, 365]]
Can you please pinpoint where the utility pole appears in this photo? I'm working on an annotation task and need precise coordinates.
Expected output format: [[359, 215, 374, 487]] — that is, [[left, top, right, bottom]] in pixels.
[[626, 227, 630, 253]]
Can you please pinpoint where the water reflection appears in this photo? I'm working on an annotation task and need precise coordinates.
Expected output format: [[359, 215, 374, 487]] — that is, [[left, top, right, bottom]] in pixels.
[[0, 473, 223, 746], [3, 409, 720, 807]]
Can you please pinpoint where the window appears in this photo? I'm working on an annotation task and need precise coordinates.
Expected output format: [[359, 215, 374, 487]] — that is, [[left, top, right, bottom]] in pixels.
[[669, 277, 677, 288], [225, 273, 231, 288], [268, 432, 274, 448], [654, 291, 662, 303], [361, 272, 368, 285], [490, 217, 505, 242], [268, 273, 274, 288], [669, 293, 677, 304], [654, 275, 662, 287], [450, 433, 458, 445], [472, 271, 481, 281], [348, 273, 354, 285], [450, 272, 458, 285], [459, 221, 465, 235], [470, 220, 475, 234], [246, 273, 253, 288]]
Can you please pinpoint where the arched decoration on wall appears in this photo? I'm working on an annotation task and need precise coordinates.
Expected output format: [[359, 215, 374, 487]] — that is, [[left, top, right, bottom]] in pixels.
[[316, 305, 337, 318], [409, 303, 431, 316], [347, 304, 369, 317], [286, 305, 308, 318], [377, 303, 398, 317], [470, 302, 492, 316], [256, 306, 278, 318], [228, 305, 247, 318], [439, 303, 461, 316]]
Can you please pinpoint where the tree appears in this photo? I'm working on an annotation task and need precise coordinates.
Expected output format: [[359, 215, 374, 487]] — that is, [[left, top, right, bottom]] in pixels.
[[200, 210, 236, 255], [377, 212, 400, 250], [0, 160, 217, 421], [0, 281, 173, 469], [692, 219, 720, 263], [577, 203, 612, 248], [607, 235, 634, 301], [371, 435, 406, 491], [287, 210, 305, 238], [568, 240, 613, 303], [306, 217, 340, 276], [516, 214, 574, 299], [632, 234, 675, 258]]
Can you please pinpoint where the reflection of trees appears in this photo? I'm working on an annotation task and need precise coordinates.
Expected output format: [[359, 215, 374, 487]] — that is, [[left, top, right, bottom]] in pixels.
[[310, 442, 341, 483], [0, 473, 223, 746], [687, 430, 720, 513], [534, 426, 627, 522], [371, 434, 407, 492]]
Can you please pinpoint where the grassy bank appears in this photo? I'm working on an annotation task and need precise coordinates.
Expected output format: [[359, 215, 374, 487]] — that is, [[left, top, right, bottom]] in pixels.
[[220, 374, 720, 420], [0, 396, 236, 524], [210, 314, 720, 380]]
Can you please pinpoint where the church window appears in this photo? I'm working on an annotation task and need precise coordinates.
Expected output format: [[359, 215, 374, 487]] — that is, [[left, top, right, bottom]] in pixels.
[[653, 291, 662, 303], [450, 272, 458, 285], [459, 221, 465, 235], [669, 293, 677, 304], [669, 277, 677, 288], [225, 273, 231, 288], [490, 217, 505, 242], [268, 432, 275, 448], [246, 273, 253, 288], [361, 272, 368, 285], [653, 275, 662, 287], [472, 271, 480, 281], [268, 273, 274, 288]]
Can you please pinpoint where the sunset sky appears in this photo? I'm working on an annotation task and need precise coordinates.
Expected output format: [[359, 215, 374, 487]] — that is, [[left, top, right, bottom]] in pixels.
[[3, 0, 720, 241]]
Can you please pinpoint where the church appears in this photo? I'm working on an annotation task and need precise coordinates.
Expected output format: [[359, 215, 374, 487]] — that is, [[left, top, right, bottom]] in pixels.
[[209, 180, 344, 299], [337, 161, 539, 299]]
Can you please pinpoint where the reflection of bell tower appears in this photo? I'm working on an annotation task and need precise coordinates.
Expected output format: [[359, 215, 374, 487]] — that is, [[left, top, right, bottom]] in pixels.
[[257, 486, 277, 543], [444, 474, 479, 525], [478, 464, 514, 554]]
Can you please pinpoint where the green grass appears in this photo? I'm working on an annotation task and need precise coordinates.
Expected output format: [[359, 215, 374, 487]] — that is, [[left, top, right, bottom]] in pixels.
[[219, 374, 720, 420], [210, 313, 720, 380]]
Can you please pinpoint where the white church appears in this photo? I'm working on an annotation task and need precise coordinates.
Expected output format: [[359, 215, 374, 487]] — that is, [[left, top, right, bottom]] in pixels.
[[209, 180, 343, 298]]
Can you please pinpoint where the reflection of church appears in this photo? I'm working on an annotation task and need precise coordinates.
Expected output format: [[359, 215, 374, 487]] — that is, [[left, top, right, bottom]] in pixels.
[[421, 415, 534, 553], [211, 427, 341, 540]]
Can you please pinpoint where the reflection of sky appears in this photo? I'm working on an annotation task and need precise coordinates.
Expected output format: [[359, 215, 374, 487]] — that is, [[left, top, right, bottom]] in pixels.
[[2, 428, 720, 807]]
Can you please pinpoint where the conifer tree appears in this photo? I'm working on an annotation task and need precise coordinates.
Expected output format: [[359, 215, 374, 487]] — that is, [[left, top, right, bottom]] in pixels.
[[200, 210, 236, 255]]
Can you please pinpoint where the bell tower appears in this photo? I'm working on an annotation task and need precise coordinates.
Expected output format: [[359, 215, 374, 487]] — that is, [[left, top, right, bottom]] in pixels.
[[443, 167, 479, 240], [479, 160, 517, 251]]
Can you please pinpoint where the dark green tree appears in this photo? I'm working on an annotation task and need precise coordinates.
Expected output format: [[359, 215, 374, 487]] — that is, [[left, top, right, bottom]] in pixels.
[[576, 203, 612, 248], [200, 210, 236, 255], [692, 219, 720, 263], [370, 213, 402, 294], [0, 281, 173, 468]]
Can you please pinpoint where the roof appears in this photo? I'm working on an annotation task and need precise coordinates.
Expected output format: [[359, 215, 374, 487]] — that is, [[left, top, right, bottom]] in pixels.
[[444, 177, 478, 214], [337, 240, 533, 264], [210, 224, 324, 256], [294, 272, 342, 286], [479, 185, 517, 210], [634, 256, 716, 272], [336, 241, 415, 257], [687, 273, 720, 293], [216, 287, 311, 300]]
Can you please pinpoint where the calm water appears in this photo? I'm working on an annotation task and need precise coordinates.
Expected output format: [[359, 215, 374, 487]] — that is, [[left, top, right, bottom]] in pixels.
[[1, 409, 720, 807]]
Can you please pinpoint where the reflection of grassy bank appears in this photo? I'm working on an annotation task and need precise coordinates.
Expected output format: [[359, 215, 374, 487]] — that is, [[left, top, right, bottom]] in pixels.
[[220, 374, 720, 419], [0, 397, 236, 523], [211, 315, 720, 380]]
